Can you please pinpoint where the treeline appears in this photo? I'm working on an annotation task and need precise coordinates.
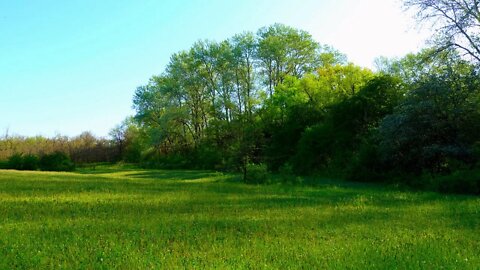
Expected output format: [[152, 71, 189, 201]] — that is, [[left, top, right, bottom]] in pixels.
[[121, 23, 480, 194], [0, 131, 120, 166]]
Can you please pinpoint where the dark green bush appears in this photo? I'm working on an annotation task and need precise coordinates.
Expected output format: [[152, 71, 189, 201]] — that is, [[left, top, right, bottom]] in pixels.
[[5, 153, 40, 171], [140, 151, 190, 170], [279, 163, 296, 184], [244, 163, 269, 184], [191, 144, 222, 170], [347, 140, 387, 182], [39, 152, 75, 172], [21, 154, 40, 170], [434, 170, 480, 195], [7, 153, 24, 170]]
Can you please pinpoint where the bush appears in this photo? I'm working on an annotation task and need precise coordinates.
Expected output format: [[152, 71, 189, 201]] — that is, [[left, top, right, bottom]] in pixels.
[[21, 154, 40, 170], [39, 152, 75, 172], [434, 170, 480, 195], [191, 144, 222, 170], [7, 153, 24, 170], [347, 140, 387, 182], [141, 151, 190, 170], [244, 163, 269, 184], [279, 163, 296, 184], [5, 153, 39, 171]]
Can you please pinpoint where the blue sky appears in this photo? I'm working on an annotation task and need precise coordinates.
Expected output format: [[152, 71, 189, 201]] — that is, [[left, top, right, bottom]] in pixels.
[[0, 0, 428, 137]]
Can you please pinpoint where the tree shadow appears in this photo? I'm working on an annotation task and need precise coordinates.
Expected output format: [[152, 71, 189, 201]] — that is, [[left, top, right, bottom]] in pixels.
[[123, 170, 222, 181]]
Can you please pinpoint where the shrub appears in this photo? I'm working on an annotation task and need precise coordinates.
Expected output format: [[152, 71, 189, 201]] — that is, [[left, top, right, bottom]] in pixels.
[[347, 140, 386, 182], [5, 153, 40, 171], [434, 170, 480, 195], [7, 153, 24, 170], [244, 163, 269, 184], [279, 163, 296, 184], [39, 152, 75, 172], [21, 154, 40, 171], [191, 144, 222, 170]]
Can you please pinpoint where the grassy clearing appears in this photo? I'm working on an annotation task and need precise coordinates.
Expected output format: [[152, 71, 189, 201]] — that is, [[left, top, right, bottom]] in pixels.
[[0, 165, 479, 269]]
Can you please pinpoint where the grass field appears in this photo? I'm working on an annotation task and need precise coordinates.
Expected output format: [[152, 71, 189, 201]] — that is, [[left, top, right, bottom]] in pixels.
[[0, 165, 479, 269]]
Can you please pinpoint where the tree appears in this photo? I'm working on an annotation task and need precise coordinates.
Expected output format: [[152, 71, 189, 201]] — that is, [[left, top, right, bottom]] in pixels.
[[260, 63, 373, 171], [405, 0, 480, 64], [230, 32, 257, 118], [109, 117, 145, 162], [378, 64, 480, 174], [257, 24, 320, 96], [376, 48, 468, 85], [291, 75, 404, 174]]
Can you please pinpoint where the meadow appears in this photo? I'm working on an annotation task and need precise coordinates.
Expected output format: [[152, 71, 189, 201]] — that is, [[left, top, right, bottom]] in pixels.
[[0, 165, 479, 269]]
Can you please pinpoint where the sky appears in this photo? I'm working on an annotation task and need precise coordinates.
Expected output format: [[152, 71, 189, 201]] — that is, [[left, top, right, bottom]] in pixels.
[[0, 0, 430, 138]]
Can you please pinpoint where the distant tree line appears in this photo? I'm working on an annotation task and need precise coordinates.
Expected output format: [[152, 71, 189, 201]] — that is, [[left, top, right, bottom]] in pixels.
[[0, 131, 120, 168]]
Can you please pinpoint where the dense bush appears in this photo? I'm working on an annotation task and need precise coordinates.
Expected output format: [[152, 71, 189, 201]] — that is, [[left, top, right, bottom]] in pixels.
[[378, 60, 480, 174], [244, 163, 269, 184], [278, 163, 295, 183], [140, 150, 190, 170], [436, 172, 480, 195], [7, 153, 25, 170], [417, 170, 480, 195], [6, 153, 39, 171], [21, 154, 40, 171], [347, 139, 386, 182], [39, 152, 75, 172]]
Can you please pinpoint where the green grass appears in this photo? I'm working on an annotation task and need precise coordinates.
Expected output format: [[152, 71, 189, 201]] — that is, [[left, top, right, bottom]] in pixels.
[[0, 165, 479, 269]]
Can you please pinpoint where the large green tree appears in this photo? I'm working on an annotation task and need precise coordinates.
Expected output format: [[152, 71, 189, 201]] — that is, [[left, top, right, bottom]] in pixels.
[[256, 24, 320, 96]]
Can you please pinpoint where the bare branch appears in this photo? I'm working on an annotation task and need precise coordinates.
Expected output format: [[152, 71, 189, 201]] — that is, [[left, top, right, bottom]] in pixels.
[[404, 0, 480, 64]]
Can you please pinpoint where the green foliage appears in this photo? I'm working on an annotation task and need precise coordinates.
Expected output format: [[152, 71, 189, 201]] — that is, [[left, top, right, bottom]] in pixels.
[[415, 169, 480, 195], [191, 143, 223, 170], [378, 67, 480, 174], [244, 163, 269, 184], [435, 170, 480, 195], [7, 153, 25, 170], [347, 138, 385, 182], [140, 150, 190, 170], [110, 117, 146, 163], [291, 75, 403, 175], [278, 163, 303, 184], [257, 23, 320, 95], [21, 154, 40, 171], [6, 153, 39, 171], [126, 24, 480, 195], [39, 152, 75, 172], [291, 123, 332, 174]]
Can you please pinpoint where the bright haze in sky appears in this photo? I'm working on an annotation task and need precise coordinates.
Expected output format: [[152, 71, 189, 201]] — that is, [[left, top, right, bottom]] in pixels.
[[0, 0, 429, 138]]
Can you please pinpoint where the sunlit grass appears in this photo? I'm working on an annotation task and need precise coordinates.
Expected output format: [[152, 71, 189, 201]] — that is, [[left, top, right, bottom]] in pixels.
[[0, 166, 479, 269]]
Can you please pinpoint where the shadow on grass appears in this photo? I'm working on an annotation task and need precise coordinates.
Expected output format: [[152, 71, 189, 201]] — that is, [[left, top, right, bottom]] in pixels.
[[75, 164, 235, 182], [75, 163, 139, 175], [1, 189, 477, 232], [124, 171, 221, 181]]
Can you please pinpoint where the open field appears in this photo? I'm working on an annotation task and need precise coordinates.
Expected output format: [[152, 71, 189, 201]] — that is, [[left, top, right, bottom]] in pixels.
[[0, 165, 479, 269]]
